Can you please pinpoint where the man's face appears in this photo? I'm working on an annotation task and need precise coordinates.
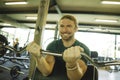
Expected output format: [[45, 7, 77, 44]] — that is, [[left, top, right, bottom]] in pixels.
[[59, 18, 77, 41]]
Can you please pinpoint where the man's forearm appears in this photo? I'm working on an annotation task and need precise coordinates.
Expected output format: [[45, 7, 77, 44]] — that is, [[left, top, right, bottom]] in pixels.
[[66, 60, 87, 80], [36, 57, 52, 76]]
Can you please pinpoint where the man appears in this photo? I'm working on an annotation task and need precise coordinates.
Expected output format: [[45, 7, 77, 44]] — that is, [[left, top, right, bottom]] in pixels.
[[26, 14, 90, 80], [13, 38, 20, 57]]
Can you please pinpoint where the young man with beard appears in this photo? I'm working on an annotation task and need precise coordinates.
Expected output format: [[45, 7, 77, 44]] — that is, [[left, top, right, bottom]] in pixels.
[[26, 14, 90, 80]]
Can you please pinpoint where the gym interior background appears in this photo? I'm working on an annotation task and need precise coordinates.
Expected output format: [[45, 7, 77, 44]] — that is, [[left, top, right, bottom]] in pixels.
[[1, 26, 120, 59], [0, 0, 120, 80]]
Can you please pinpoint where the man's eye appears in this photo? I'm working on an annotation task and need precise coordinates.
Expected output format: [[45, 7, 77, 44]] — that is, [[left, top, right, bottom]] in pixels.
[[60, 25, 64, 27], [67, 25, 72, 28]]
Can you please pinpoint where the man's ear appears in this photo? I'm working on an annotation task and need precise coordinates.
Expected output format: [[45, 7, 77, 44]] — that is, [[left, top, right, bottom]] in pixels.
[[74, 27, 78, 32]]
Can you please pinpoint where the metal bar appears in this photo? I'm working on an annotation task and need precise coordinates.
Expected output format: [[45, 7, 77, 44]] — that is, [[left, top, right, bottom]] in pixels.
[[2, 44, 120, 67], [0, 65, 24, 74], [3, 56, 29, 60], [41, 50, 120, 67], [0, 14, 30, 28], [42, 51, 62, 57], [104, 63, 120, 66], [54, 5, 62, 17], [17, 71, 24, 74], [0, 65, 10, 71]]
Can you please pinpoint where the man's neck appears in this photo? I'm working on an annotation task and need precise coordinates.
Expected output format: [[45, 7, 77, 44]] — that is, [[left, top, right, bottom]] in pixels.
[[62, 38, 76, 47]]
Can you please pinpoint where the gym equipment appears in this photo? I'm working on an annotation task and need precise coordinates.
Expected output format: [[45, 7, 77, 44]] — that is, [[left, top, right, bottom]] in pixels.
[[0, 65, 24, 78], [1, 39, 120, 67], [26, 0, 51, 79], [0, 34, 26, 58], [0, 34, 8, 57], [0, 36, 120, 67], [41, 50, 120, 67], [0, 34, 28, 78], [82, 64, 98, 80], [0, 34, 28, 66], [10, 65, 22, 78]]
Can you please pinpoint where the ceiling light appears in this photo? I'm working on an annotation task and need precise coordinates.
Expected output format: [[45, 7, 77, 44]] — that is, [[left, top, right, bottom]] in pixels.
[[3, 23, 12, 26], [101, 1, 120, 5], [26, 16, 37, 20], [95, 19, 118, 23], [5, 2, 28, 5]]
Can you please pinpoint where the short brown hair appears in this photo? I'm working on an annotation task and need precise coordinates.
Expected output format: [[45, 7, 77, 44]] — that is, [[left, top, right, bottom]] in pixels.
[[60, 14, 77, 28]]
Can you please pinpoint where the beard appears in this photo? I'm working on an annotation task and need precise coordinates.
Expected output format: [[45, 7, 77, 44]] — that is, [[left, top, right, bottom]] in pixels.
[[60, 33, 74, 41]]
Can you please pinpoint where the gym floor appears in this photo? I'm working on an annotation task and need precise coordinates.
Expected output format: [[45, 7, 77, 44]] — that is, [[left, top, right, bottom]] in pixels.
[[0, 57, 29, 80], [0, 58, 120, 80], [98, 67, 120, 80]]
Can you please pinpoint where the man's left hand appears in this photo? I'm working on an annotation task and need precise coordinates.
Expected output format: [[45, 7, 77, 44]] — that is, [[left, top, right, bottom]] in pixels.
[[63, 46, 84, 64]]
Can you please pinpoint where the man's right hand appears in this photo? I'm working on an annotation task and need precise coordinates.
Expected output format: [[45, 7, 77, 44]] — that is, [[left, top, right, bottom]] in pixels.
[[26, 41, 41, 57]]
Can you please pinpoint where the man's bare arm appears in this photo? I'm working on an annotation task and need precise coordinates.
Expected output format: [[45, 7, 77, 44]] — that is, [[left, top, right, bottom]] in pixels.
[[66, 59, 87, 80], [36, 55, 55, 76], [26, 42, 55, 76]]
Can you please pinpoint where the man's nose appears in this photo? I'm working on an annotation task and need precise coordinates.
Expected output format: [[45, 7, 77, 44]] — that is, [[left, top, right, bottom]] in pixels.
[[62, 27, 68, 32]]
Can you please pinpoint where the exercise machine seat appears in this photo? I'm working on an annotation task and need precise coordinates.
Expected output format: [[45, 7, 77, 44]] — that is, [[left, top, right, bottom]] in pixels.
[[81, 64, 98, 80]]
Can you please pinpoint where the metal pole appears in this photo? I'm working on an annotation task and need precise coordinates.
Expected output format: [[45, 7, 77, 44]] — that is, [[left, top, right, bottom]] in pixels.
[[28, 0, 50, 79]]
